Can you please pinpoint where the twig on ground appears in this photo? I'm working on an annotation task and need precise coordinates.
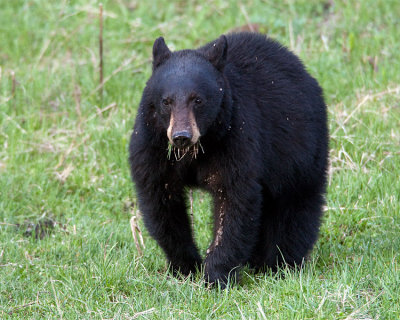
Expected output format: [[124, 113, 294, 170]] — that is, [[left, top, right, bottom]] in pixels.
[[130, 213, 145, 256], [54, 163, 74, 183], [0, 222, 18, 226], [132, 308, 156, 319], [343, 290, 384, 320], [11, 71, 16, 109], [11, 71, 16, 97], [90, 58, 140, 96], [73, 83, 82, 132], [10, 301, 37, 313], [99, 3, 104, 101], [333, 86, 400, 136], [54, 135, 90, 169], [50, 279, 64, 319], [239, 5, 256, 32], [256, 301, 268, 320], [84, 102, 117, 123]]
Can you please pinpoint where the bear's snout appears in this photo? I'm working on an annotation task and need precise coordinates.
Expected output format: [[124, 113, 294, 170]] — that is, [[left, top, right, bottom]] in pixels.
[[172, 130, 192, 149], [167, 109, 201, 149]]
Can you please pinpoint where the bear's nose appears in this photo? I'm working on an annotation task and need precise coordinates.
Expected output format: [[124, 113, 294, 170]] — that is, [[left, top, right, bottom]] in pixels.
[[172, 131, 192, 149]]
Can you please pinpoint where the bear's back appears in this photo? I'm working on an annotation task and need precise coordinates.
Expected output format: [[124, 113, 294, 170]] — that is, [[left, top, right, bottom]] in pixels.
[[215, 32, 324, 117], [221, 33, 308, 80]]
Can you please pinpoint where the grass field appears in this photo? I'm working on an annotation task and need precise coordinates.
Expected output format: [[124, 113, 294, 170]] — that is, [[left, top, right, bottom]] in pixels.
[[1, 0, 399, 318]]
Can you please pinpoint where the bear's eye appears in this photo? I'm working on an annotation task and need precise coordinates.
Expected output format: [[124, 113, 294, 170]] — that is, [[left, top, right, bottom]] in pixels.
[[162, 99, 170, 107], [194, 97, 202, 105]]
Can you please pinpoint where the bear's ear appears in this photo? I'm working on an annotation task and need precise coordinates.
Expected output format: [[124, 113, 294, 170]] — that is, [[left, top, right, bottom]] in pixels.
[[152, 37, 171, 70], [203, 35, 228, 71]]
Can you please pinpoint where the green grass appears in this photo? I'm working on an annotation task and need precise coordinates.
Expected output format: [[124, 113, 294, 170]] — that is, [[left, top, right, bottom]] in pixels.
[[1, 0, 399, 318]]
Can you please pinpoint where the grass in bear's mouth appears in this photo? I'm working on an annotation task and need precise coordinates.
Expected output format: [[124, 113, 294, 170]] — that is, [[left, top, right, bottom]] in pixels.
[[167, 141, 205, 161]]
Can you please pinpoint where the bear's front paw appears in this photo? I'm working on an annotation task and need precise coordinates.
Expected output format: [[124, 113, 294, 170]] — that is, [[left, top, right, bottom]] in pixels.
[[204, 259, 239, 289], [204, 270, 229, 289], [170, 258, 202, 277]]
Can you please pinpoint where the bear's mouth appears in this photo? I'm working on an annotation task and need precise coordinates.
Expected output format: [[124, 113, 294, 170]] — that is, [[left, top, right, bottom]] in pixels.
[[167, 141, 204, 161]]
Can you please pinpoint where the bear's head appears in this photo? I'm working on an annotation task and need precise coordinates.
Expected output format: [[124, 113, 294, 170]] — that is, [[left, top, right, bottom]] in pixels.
[[146, 36, 228, 151]]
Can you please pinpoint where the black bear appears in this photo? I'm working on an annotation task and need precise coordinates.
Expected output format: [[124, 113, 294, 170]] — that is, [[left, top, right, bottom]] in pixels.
[[129, 32, 328, 287]]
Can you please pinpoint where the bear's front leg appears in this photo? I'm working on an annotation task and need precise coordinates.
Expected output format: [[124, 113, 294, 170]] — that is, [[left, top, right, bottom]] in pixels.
[[137, 183, 202, 276], [204, 181, 262, 287]]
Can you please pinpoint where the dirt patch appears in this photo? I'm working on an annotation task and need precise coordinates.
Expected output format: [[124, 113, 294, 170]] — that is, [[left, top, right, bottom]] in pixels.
[[17, 217, 64, 239]]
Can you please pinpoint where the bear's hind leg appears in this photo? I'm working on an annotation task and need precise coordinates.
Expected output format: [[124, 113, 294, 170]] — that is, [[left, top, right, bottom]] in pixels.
[[249, 193, 324, 271]]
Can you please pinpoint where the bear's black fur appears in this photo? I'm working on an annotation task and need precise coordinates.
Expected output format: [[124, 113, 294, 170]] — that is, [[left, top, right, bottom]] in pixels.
[[129, 32, 328, 287]]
